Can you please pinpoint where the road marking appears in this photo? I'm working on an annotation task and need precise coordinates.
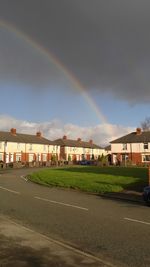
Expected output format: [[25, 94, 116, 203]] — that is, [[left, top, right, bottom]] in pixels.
[[2, 215, 116, 267], [0, 186, 21, 195], [20, 175, 28, 182], [124, 217, 150, 226], [34, 196, 89, 211]]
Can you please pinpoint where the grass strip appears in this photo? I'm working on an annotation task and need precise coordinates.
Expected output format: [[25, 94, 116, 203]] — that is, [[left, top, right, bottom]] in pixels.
[[28, 166, 148, 194]]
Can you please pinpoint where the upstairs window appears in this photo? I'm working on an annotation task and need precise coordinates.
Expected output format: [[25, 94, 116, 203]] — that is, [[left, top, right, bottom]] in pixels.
[[29, 144, 32, 151], [143, 143, 148, 150], [17, 143, 20, 150], [122, 143, 127, 150]]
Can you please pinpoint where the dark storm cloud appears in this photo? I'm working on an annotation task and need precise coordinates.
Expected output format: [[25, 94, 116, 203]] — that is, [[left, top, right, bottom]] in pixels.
[[1, 0, 150, 103], [0, 28, 68, 89]]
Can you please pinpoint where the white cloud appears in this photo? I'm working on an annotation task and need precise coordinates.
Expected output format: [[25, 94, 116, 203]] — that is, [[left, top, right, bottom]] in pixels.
[[0, 115, 135, 146]]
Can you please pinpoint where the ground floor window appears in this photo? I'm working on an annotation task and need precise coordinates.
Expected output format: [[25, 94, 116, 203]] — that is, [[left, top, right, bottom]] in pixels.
[[16, 153, 21, 162], [35, 153, 39, 162], [81, 154, 85, 160], [29, 154, 34, 162], [142, 154, 150, 162], [0, 153, 3, 161], [76, 155, 80, 161], [122, 154, 128, 161], [42, 154, 47, 161]]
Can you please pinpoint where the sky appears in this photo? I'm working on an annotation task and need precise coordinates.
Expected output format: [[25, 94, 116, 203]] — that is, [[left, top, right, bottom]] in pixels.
[[0, 0, 150, 146]]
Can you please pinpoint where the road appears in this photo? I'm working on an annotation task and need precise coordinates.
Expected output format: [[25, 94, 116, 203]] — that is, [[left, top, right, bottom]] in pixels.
[[0, 168, 150, 267]]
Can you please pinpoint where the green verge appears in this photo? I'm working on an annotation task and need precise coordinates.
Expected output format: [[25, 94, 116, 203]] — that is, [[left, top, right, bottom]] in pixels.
[[28, 166, 148, 194]]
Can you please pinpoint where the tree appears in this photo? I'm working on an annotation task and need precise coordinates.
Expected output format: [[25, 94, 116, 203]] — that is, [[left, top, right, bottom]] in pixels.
[[91, 154, 94, 160], [51, 154, 56, 161], [141, 117, 150, 131], [98, 155, 101, 161], [68, 154, 71, 161]]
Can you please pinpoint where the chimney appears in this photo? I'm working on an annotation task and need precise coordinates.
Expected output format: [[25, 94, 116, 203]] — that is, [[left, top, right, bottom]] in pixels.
[[77, 138, 81, 142], [63, 135, 67, 140], [10, 128, 16, 135], [136, 128, 142, 135], [36, 131, 42, 138], [89, 139, 93, 144]]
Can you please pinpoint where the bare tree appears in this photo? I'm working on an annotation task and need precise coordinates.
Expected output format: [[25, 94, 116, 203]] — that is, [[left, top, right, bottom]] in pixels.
[[141, 117, 150, 131]]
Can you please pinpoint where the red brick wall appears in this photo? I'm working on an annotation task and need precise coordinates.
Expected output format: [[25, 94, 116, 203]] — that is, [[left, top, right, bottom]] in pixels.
[[129, 153, 142, 164], [86, 154, 90, 160], [112, 152, 142, 165], [72, 154, 76, 161], [60, 147, 66, 160]]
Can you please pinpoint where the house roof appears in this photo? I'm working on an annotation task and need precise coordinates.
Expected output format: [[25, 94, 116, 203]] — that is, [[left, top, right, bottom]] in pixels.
[[54, 138, 102, 149], [0, 131, 53, 145], [111, 130, 150, 144]]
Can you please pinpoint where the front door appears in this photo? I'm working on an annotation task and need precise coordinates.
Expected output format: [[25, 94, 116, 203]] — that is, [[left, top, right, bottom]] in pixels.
[[10, 153, 14, 162]]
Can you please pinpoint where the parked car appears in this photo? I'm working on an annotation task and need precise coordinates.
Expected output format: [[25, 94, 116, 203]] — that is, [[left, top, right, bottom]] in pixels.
[[143, 186, 150, 205], [78, 160, 90, 165]]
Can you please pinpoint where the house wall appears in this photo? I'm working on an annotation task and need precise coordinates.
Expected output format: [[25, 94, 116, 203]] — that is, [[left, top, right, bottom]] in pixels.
[[111, 143, 150, 153], [111, 143, 150, 164], [0, 138, 104, 164], [0, 141, 60, 163], [64, 146, 105, 161]]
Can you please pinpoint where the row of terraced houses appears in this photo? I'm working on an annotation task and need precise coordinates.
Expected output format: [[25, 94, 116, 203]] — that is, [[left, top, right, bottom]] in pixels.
[[0, 127, 150, 167], [0, 128, 105, 166]]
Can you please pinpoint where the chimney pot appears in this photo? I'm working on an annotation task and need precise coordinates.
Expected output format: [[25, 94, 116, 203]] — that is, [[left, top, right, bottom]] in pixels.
[[63, 135, 67, 140], [10, 128, 16, 135], [89, 139, 93, 144], [136, 128, 142, 135], [77, 138, 81, 142], [36, 131, 42, 138]]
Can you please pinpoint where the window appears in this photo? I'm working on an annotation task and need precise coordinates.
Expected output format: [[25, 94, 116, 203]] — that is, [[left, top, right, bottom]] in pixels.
[[16, 153, 21, 162], [0, 142, 2, 149], [29, 154, 34, 162], [82, 154, 85, 160], [122, 143, 127, 150], [122, 154, 128, 161], [42, 154, 47, 161], [0, 153, 3, 161], [17, 143, 20, 150], [143, 155, 150, 162], [43, 145, 46, 151], [29, 144, 32, 151], [143, 143, 148, 150]]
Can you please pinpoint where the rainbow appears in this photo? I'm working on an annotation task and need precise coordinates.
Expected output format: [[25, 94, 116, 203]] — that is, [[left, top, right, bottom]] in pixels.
[[0, 19, 107, 124]]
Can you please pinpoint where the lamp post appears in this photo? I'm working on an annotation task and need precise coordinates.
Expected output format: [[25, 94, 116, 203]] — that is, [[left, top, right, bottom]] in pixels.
[[4, 140, 7, 167]]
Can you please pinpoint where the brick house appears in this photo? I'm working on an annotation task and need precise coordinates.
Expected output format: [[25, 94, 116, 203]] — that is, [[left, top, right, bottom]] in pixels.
[[54, 135, 105, 161], [0, 128, 60, 165], [110, 128, 150, 165]]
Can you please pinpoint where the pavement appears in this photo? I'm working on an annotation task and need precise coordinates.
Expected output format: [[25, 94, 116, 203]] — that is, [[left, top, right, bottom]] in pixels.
[[0, 215, 115, 267]]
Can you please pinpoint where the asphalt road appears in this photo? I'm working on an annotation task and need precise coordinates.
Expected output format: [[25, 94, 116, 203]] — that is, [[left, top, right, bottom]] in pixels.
[[0, 168, 150, 267]]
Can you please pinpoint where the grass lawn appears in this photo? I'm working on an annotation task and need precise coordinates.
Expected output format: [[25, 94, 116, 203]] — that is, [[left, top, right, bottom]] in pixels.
[[28, 166, 148, 194]]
